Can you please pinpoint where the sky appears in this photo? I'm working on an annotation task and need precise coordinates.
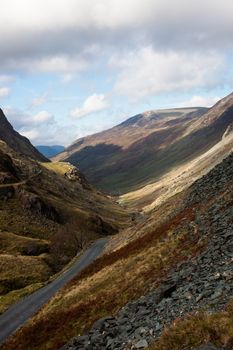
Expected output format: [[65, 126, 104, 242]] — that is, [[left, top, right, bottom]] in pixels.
[[0, 0, 233, 146]]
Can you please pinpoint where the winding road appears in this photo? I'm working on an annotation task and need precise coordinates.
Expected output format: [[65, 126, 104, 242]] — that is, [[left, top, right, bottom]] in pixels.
[[0, 238, 107, 344]]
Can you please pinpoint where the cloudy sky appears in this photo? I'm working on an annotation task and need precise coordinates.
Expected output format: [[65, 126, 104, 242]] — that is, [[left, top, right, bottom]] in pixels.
[[0, 0, 233, 146]]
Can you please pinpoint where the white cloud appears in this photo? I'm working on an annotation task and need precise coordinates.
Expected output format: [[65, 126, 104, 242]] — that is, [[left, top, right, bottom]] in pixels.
[[30, 92, 49, 108], [178, 95, 221, 108], [3, 107, 54, 129], [112, 47, 226, 100], [29, 56, 88, 74], [19, 128, 40, 141], [61, 73, 74, 83], [70, 93, 109, 118], [0, 0, 232, 75], [0, 87, 10, 98], [0, 75, 14, 84], [3, 55, 88, 75], [32, 111, 53, 123], [0, 0, 232, 145], [3, 107, 55, 145]]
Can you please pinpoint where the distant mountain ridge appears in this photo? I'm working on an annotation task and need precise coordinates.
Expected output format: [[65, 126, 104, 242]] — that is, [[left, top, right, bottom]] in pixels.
[[36, 145, 65, 158], [54, 94, 233, 194], [0, 109, 48, 162], [53, 107, 208, 193]]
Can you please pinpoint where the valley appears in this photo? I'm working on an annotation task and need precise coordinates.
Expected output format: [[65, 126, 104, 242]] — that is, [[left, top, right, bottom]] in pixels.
[[2, 1, 233, 349], [0, 93, 233, 350]]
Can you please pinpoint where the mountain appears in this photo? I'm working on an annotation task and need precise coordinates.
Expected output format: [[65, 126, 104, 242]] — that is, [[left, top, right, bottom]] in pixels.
[[36, 145, 65, 158], [55, 93, 233, 195], [54, 108, 211, 193], [0, 109, 48, 162], [0, 117, 130, 314], [121, 100, 233, 211], [54, 107, 208, 193], [133, 92, 233, 211]]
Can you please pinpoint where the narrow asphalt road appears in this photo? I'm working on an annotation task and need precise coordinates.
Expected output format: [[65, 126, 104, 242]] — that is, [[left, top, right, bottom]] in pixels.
[[0, 237, 107, 344]]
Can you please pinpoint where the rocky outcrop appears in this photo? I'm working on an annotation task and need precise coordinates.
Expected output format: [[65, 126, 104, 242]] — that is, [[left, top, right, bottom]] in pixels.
[[0, 149, 19, 184], [64, 165, 91, 190], [62, 153, 233, 350], [19, 191, 62, 223]]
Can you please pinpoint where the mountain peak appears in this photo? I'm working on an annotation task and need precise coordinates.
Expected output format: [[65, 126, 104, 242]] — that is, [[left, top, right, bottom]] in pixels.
[[0, 109, 48, 162]]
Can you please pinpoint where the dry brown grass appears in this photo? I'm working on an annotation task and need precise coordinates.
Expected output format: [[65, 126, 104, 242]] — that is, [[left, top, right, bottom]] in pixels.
[[1, 208, 207, 350], [149, 300, 233, 350]]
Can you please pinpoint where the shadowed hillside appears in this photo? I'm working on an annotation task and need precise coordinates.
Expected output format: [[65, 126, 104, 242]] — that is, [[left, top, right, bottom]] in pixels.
[[54, 108, 207, 193]]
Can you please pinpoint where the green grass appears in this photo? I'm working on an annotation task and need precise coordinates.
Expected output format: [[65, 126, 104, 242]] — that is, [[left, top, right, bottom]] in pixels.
[[41, 162, 72, 175]]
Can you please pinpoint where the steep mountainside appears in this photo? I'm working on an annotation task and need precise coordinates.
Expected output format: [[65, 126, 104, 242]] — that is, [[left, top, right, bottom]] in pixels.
[[36, 145, 65, 158], [54, 107, 207, 193], [0, 133, 130, 313], [0, 109, 48, 162], [120, 113, 233, 211], [62, 153, 233, 350], [5, 148, 233, 350]]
